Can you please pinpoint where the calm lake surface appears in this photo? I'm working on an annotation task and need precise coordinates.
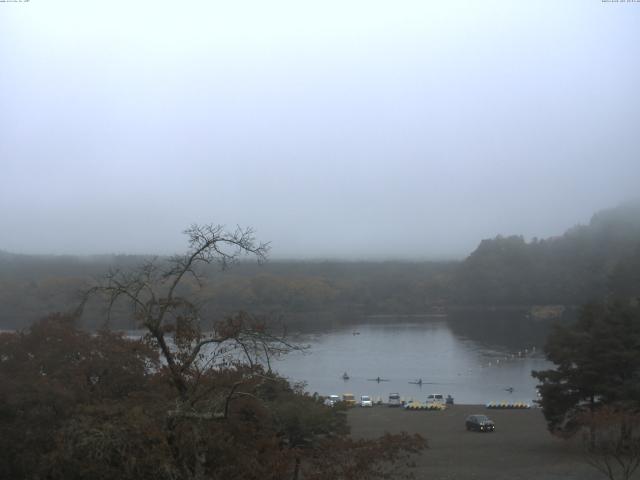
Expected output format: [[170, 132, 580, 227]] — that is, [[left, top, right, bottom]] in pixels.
[[272, 315, 553, 405]]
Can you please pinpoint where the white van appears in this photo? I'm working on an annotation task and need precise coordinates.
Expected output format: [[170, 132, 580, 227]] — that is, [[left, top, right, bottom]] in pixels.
[[426, 393, 445, 405], [388, 392, 402, 407], [360, 395, 373, 407]]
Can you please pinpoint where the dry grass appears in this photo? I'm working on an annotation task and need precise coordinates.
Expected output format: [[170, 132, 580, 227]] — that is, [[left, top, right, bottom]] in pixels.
[[348, 405, 604, 480]]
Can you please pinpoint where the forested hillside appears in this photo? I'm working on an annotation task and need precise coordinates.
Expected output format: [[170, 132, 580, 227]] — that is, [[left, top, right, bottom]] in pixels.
[[0, 255, 454, 329], [452, 200, 640, 306], [1, 201, 639, 329]]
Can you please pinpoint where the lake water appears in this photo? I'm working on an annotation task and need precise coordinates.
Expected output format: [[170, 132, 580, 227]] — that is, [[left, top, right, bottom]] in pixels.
[[272, 316, 553, 405]]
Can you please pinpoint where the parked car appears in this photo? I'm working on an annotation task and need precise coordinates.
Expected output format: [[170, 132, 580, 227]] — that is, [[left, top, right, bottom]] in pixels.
[[388, 392, 402, 407], [324, 395, 341, 407], [465, 414, 495, 432], [360, 395, 373, 407], [426, 393, 445, 405], [342, 393, 357, 407]]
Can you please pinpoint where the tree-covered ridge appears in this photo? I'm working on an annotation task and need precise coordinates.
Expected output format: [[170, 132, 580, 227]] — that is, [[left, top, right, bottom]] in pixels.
[[0, 258, 454, 329], [1, 201, 639, 329], [453, 200, 640, 306]]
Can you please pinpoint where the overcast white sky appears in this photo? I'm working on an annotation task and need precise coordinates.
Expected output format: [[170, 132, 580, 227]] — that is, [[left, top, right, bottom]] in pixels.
[[1, 0, 639, 259]]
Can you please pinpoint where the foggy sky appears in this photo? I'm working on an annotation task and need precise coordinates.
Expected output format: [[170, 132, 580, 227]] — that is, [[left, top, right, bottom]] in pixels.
[[1, 1, 639, 259]]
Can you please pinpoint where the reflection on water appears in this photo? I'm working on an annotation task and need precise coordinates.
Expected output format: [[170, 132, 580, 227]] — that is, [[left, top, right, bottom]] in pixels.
[[273, 317, 553, 405]]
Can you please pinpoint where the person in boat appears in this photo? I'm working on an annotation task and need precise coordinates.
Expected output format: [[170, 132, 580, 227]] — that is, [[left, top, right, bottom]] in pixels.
[[342, 372, 349, 380]]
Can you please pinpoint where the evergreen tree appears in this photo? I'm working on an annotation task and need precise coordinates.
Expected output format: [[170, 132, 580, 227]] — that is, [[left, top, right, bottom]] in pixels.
[[533, 302, 640, 435]]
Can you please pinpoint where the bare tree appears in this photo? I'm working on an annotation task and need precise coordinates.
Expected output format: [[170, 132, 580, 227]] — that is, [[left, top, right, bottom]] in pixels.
[[76, 224, 311, 479], [78, 224, 299, 403], [580, 407, 640, 480]]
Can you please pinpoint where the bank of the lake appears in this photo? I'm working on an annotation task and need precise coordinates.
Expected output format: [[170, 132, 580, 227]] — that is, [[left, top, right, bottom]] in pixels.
[[348, 405, 601, 480]]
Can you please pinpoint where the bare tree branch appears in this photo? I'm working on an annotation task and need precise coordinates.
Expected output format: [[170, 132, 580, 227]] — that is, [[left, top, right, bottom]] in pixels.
[[79, 224, 297, 403]]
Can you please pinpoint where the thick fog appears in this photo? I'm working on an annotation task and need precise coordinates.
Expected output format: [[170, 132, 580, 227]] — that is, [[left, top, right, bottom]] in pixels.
[[1, 1, 639, 259]]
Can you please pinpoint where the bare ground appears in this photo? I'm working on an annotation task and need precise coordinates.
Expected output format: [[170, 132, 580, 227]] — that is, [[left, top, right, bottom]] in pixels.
[[348, 405, 607, 480]]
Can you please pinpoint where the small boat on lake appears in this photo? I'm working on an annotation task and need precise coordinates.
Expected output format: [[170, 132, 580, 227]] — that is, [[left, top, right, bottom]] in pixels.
[[367, 377, 389, 382]]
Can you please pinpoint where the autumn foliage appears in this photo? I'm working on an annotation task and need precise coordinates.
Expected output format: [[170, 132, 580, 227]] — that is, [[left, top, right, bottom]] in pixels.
[[0, 315, 425, 479]]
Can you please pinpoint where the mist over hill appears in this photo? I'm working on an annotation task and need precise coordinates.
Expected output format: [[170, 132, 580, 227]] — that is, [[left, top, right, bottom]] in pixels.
[[453, 199, 640, 306], [1, 201, 639, 329]]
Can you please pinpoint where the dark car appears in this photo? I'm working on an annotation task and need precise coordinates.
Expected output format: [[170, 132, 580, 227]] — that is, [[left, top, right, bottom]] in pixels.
[[465, 414, 495, 432]]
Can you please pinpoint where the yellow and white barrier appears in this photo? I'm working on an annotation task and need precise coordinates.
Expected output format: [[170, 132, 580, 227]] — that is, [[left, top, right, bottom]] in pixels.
[[485, 401, 531, 409]]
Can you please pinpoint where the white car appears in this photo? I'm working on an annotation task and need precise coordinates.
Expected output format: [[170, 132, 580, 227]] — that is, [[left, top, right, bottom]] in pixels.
[[426, 393, 445, 405], [360, 395, 373, 407], [324, 395, 341, 407]]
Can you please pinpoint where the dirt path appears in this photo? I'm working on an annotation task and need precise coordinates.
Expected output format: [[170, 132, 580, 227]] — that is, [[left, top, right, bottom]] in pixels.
[[348, 405, 606, 480]]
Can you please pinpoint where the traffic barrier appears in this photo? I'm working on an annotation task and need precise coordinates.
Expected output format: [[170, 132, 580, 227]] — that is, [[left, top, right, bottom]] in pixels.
[[486, 401, 531, 409], [405, 402, 446, 411]]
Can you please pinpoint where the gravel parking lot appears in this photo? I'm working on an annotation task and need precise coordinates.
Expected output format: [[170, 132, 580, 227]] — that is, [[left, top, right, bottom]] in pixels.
[[348, 405, 605, 480]]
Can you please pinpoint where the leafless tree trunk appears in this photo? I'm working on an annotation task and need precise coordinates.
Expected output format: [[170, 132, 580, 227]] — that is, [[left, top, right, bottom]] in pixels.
[[581, 407, 640, 480], [77, 224, 304, 479]]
